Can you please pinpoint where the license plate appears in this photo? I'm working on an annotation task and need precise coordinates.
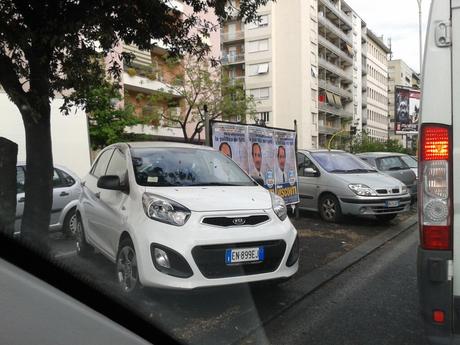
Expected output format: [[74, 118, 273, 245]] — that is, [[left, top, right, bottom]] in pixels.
[[225, 247, 264, 264], [386, 200, 400, 208]]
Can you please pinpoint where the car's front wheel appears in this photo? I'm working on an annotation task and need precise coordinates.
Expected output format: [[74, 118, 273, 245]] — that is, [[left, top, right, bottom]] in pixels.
[[319, 194, 342, 223], [75, 215, 92, 257], [116, 238, 140, 293]]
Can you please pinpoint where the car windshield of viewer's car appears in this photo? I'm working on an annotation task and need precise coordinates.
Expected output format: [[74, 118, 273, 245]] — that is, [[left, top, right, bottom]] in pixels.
[[311, 152, 377, 174]]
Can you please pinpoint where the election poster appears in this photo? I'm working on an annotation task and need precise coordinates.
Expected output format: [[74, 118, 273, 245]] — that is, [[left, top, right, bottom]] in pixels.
[[212, 122, 249, 172], [395, 86, 420, 134], [274, 130, 300, 204], [211, 121, 300, 205], [247, 126, 275, 192]]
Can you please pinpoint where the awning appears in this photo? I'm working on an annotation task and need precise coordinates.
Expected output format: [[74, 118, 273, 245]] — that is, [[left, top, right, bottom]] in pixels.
[[326, 92, 335, 105], [333, 94, 342, 107], [346, 44, 354, 56]]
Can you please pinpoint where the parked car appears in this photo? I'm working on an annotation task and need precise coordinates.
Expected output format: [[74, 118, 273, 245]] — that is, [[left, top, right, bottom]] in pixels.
[[399, 154, 418, 178], [15, 163, 81, 236], [356, 152, 417, 200], [296, 150, 411, 223], [76, 142, 299, 292]]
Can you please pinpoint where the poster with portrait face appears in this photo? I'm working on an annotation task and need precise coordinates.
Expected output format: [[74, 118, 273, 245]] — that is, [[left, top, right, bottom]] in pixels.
[[274, 130, 299, 204], [247, 126, 275, 192], [212, 122, 249, 172], [395, 87, 420, 134]]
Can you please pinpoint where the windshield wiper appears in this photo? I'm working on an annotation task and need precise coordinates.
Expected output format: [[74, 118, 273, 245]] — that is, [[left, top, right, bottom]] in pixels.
[[189, 182, 247, 187], [388, 167, 406, 171], [346, 168, 377, 173], [329, 169, 348, 173]]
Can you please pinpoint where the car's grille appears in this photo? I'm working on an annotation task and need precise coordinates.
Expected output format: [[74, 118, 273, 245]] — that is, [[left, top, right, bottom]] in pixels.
[[376, 188, 400, 195], [192, 240, 286, 279], [201, 215, 270, 227]]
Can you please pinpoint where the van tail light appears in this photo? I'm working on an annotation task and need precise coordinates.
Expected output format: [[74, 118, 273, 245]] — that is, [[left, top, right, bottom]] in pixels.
[[419, 124, 452, 250]]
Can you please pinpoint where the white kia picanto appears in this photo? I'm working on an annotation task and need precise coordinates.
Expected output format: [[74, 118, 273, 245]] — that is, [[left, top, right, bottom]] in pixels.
[[76, 142, 299, 292]]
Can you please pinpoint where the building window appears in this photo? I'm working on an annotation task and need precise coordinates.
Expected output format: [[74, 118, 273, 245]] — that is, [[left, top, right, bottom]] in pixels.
[[247, 39, 269, 53], [249, 87, 270, 100], [246, 15, 269, 29], [248, 63, 269, 76], [260, 111, 270, 123]]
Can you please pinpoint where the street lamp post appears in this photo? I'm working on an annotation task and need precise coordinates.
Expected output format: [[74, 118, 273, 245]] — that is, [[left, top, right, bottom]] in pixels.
[[417, 0, 423, 74]]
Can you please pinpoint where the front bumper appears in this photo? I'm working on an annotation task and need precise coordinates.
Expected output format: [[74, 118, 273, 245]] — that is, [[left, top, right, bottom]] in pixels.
[[133, 210, 299, 290], [339, 194, 412, 216]]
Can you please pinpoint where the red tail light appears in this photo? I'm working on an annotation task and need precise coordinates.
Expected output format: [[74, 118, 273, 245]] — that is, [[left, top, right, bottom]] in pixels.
[[419, 124, 452, 250]]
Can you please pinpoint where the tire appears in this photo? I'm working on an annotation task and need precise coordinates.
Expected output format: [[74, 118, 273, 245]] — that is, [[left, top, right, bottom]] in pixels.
[[75, 215, 92, 257], [376, 214, 397, 222], [116, 238, 140, 293], [319, 194, 342, 223], [63, 207, 77, 238]]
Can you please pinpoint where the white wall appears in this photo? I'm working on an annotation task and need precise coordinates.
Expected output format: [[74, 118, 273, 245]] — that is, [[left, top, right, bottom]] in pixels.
[[0, 93, 91, 177]]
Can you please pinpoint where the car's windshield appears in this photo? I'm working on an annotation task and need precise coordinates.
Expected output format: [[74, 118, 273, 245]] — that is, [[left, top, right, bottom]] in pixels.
[[376, 156, 410, 171], [131, 148, 256, 187], [400, 155, 418, 168], [310, 152, 377, 173]]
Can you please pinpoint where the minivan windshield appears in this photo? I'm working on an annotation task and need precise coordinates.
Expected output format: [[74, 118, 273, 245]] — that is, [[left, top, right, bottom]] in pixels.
[[131, 148, 256, 187], [311, 152, 377, 174]]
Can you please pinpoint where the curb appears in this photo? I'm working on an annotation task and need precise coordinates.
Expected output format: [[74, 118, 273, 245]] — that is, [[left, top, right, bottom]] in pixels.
[[232, 214, 418, 344]]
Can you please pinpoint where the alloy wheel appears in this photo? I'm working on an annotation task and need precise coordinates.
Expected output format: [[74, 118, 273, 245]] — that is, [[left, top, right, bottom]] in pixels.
[[117, 246, 138, 293]]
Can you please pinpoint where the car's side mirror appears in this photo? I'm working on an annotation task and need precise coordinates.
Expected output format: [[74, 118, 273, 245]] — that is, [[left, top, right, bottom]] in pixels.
[[254, 177, 265, 186], [97, 175, 128, 193], [304, 167, 319, 177]]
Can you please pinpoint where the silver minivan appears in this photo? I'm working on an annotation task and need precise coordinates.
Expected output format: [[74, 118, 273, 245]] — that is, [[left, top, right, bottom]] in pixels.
[[297, 150, 412, 223]]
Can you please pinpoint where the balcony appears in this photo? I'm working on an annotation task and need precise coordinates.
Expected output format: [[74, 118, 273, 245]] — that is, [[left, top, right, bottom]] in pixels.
[[221, 53, 245, 65], [319, 102, 353, 118], [317, 15, 353, 46], [362, 98, 368, 108], [318, 36, 353, 65], [221, 31, 244, 43], [228, 76, 245, 86], [319, 57, 353, 82], [123, 72, 181, 97], [124, 44, 152, 68], [318, 79, 352, 100], [318, 0, 353, 31], [319, 125, 341, 135]]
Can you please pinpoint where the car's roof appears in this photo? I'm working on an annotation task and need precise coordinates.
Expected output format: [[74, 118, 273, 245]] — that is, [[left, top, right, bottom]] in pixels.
[[299, 149, 346, 154], [356, 152, 405, 157], [121, 141, 214, 151], [16, 162, 79, 178]]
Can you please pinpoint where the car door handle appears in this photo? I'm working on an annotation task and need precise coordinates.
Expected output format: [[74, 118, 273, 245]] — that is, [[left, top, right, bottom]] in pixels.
[[95, 192, 101, 199], [60, 191, 70, 197], [18, 197, 25, 203]]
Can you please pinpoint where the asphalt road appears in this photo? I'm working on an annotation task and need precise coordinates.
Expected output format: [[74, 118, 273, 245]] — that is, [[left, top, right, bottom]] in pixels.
[[239, 225, 428, 345]]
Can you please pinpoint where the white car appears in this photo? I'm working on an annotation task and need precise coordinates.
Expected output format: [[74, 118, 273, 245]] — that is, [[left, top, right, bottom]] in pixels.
[[76, 142, 298, 292]]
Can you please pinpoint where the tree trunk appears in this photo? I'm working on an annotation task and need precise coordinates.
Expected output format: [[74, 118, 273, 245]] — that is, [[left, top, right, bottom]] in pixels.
[[20, 105, 53, 252], [0, 137, 18, 236]]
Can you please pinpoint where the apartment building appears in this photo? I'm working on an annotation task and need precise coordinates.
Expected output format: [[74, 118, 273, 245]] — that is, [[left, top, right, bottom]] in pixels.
[[222, 0, 319, 149], [364, 30, 391, 141]]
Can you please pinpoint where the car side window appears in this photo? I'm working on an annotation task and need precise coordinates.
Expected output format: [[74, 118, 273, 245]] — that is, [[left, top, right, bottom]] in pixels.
[[52, 169, 65, 188], [16, 167, 25, 194], [57, 169, 75, 187], [297, 153, 318, 177], [91, 149, 114, 178], [105, 149, 128, 182]]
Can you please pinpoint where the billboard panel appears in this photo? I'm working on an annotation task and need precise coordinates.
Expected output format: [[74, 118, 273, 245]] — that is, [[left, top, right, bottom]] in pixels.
[[395, 86, 420, 134], [212, 122, 249, 172], [248, 126, 275, 192], [274, 130, 300, 204]]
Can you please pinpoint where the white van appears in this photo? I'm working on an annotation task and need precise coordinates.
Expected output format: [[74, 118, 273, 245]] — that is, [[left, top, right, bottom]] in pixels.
[[418, 0, 460, 343]]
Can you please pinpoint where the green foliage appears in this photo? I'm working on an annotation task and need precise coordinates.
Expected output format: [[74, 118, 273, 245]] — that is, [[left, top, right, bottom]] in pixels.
[[350, 133, 414, 154], [86, 82, 144, 150]]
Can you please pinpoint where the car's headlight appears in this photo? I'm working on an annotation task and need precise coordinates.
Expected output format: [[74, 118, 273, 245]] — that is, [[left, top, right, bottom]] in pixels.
[[271, 193, 287, 221], [142, 193, 191, 226], [401, 185, 408, 194], [348, 184, 377, 196]]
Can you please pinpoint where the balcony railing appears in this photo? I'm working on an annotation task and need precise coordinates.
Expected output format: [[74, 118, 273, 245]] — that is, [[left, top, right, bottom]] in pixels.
[[319, 125, 341, 135], [319, 0, 353, 28], [124, 44, 152, 68], [319, 57, 353, 82], [318, 102, 353, 118], [318, 36, 353, 65], [221, 31, 245, 43], [318, 16, 353, 45], [318, 80, 352, 99], [221, 53, 245, 65]]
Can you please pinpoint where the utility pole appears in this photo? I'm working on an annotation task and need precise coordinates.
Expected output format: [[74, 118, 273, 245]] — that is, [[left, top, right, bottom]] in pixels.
[[204, 104, 211, 146], [417, 0, 423, 74]]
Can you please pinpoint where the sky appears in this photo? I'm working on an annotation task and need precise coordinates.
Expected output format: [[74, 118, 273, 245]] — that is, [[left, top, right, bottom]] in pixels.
[[346, 0, 432, 73]]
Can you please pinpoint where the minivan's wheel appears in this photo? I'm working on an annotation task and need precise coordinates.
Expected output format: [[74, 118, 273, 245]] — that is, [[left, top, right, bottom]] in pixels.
[[319, 194, 342, 223], [116, 238, 139, 293], [63, 207, 77, 238], [376, 214, 397, 222], [75, 216, 92, 257]]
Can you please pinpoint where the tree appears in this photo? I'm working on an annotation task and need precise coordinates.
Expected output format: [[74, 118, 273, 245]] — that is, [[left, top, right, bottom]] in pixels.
[[0, 0, 269, 246], [139, 56, 257, 143], [86, 82, 143, 151]]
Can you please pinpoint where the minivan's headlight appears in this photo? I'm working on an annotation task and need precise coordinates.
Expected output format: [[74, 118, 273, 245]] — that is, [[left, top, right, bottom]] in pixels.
[[348, 184, 377, 196], [271, 193, 287, 221], [142, 193, 191, 226]]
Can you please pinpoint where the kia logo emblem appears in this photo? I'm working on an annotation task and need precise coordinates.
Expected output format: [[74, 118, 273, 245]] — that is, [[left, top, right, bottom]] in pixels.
[[232, 218, 246, 225]]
